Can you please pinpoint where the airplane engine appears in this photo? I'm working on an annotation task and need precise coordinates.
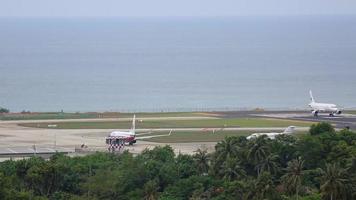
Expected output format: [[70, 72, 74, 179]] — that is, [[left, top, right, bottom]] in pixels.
[[312, 110, 318, 116], [336, 110, 342, 115]]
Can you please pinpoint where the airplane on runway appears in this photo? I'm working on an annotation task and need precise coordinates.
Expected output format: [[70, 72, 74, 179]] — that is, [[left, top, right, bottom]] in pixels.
[[107, 115, 172, 145], [246, 126, 296, 140], [309, 90, 342, 117]]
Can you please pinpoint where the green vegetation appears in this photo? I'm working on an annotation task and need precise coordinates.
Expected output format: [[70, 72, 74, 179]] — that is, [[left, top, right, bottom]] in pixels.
[[0, 112, 205, 121], [0, 123, 355, 200], [310, 122, 335, 136], [19, 118, 314, 129], [0, 107, 9, 114]]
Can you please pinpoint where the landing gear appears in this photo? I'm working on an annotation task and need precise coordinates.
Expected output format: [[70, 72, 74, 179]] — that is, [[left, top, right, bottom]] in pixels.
[[128, 140, 137, 146], [329, 113, 335, 117], [313, 111, 319, 117]]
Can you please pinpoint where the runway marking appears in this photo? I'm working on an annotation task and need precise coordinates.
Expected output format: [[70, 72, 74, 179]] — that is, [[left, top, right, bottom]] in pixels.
[[45, 148, 54, 152], [28, 148, 36, 153], [6, 148, 17, 153]]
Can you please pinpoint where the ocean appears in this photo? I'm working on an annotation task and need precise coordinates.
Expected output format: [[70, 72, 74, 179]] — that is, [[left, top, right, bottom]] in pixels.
[[0, 16, 356, 112]]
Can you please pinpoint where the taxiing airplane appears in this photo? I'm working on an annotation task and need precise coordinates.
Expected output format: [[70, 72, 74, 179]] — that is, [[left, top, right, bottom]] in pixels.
[[108, 115, 172, 145], [309, 90, 342, 117], [246, 126, 296, 140]]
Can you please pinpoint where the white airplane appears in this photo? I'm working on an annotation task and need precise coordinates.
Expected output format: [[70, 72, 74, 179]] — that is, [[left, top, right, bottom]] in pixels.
[[108, 115, 172, 145], [309, 90, 342, 117], [246, 126, 296, 140]]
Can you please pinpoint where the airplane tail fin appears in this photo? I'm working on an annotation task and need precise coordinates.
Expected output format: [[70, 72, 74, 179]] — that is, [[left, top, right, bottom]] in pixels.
[[283, 126, 296, 134], [131, 115, 136, 135], [309, 90, 315, 103]]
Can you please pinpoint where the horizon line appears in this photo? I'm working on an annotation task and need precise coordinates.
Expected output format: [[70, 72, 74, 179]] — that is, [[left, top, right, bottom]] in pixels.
[[1, 14, 356, 19]]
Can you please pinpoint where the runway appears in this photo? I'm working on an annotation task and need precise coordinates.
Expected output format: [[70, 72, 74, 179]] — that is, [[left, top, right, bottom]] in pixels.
[[0, 111, 355, 159], [250, 112, 356, 130], [0, 146, 74, 159], [201, 110, 356, 130]]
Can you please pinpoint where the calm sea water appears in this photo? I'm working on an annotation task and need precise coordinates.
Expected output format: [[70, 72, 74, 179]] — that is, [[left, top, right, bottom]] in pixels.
[[1, 16, 356, 112]]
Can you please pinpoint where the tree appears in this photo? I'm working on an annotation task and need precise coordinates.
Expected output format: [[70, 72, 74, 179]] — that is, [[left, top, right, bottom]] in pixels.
[[255, 153, 280, 175], [160, 176, 215, 200], [25, 159, 68, 197], [297, 135, 324, 169], [143, 180, 159, 200], [193, 148, 210, 175], [176, 154, 196, 178], [212, 137, 241, 177], [81, 169, 119, 199], [218, 180, 248, 200], [253, 172, 278, 200], [282, 158, 305, 200], [272, 134, 298, 167], [310, 122, 335, 136], [140, 145, 175, 163], [320, 163, 351, 200], [219, 156, 246, 181], [0, 107, 9, 113], [215, 137, 239, 161], [247, 136, 270, 175]]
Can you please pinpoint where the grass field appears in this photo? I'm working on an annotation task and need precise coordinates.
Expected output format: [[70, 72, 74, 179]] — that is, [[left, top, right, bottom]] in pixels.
[[0, 112, 208, 121], [19, 118, 314, 129], [142, 131, 252, 143], [140, 130, 308, 143], [345, 110, 356, 115]]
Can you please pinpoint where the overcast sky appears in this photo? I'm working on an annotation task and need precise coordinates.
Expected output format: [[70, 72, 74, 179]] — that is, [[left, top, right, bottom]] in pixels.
[[1, 0, 356, 17]]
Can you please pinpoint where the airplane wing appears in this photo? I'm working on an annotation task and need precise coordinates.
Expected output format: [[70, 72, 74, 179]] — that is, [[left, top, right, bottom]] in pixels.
[[136, 130, 173, 140], [135, 130, 155, 136]]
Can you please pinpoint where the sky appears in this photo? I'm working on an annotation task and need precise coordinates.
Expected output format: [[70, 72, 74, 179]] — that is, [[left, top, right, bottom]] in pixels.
[[1, 0, 356, 18]]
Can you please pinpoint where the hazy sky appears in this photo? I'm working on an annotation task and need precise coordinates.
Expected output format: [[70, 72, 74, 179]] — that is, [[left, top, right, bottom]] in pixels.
[[1, 0, 356, 17]]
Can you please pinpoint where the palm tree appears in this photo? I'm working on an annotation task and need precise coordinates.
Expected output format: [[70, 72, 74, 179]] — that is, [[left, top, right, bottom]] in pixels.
[[320, 163, 350, 200], [255, 153, 280, 175], [220, 155, 246, 181], [143, 180, 159, 200], [193, 148, 210, 175], [253, 172, 276, 200], [281, 158, 305, 200], [247, 136, 270, 175], [215, 137, 239, 161]]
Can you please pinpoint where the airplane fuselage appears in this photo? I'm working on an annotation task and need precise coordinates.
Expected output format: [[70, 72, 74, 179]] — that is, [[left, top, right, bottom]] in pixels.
[[308, 90, 341, 117], [246, 132, 282, 140], [246, 126, 295, 140], [109, 131, 136, 144], [309, 102, 341, 116]]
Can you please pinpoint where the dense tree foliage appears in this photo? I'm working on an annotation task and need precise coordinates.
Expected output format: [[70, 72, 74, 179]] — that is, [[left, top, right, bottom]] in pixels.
[[0, 123, 356, 199], [0, 107, 10, 113]]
